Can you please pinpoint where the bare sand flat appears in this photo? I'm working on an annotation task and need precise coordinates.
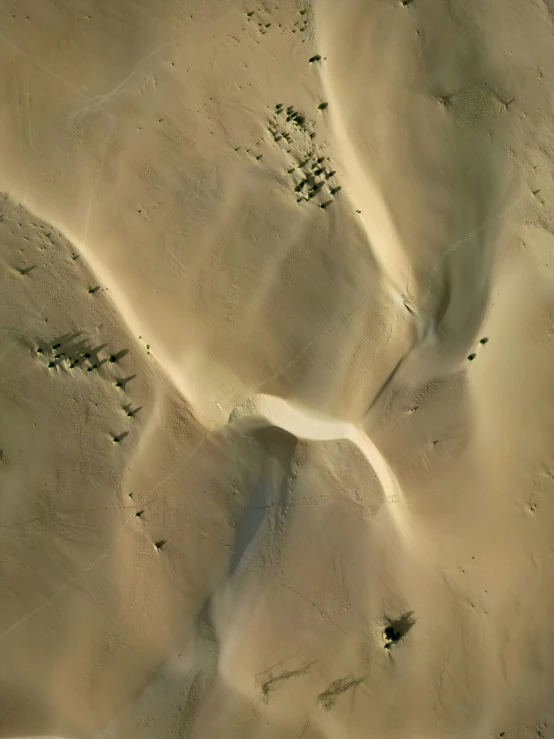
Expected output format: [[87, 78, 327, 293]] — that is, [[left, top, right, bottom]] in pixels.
[[1, 1, 554, 737]]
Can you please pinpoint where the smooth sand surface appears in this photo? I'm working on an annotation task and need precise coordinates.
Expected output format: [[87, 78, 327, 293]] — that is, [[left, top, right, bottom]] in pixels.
[[1, 1, 554, 737]]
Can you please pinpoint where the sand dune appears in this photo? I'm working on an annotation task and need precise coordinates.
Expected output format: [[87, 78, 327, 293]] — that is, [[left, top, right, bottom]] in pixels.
[[2, 0, 554, 737]]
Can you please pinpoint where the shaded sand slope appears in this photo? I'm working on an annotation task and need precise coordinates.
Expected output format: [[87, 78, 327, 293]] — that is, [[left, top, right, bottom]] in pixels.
[[1, 0, 554, 738], [0, 0, 413, 426]]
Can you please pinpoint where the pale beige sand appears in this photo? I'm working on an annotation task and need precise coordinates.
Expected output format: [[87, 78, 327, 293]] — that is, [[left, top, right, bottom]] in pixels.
[[1, 0, 554, 737]]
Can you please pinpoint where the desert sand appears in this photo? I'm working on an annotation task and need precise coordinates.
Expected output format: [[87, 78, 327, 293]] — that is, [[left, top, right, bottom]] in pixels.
[[1, 0, 554, 737]]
